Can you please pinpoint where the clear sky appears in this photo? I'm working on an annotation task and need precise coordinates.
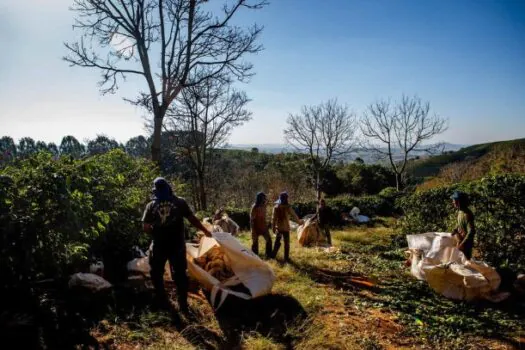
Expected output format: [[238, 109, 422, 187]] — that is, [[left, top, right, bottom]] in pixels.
[[1, 0, 524, 146]]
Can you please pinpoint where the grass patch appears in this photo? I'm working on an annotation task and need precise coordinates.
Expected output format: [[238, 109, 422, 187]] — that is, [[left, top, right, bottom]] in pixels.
[[87, 220, 524, 349]]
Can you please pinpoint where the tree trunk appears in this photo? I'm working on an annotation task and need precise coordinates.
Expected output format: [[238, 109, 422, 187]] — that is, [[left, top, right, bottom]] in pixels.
[[395, 173, 402, 191], [316, 171, 321, 202], [151, 116, 163, 164], [198, 172, 207, 211]]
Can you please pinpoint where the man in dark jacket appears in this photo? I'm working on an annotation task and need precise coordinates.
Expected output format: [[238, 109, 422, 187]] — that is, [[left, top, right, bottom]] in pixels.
[[317, 199, 332, 246], [142, 177, 211, 312]]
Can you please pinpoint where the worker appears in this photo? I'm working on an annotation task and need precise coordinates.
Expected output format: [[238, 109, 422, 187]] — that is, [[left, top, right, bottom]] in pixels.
[[250, 192, 272, 258], [142, 177, 212, 313], [271, 192, 304, 262], [317, 199, 332, 246], [213, 207, 225, 222], [451, 191, 476, 259]]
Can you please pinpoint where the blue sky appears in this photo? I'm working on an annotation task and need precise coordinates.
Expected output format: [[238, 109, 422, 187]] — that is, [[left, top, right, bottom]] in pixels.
[[1, 0, 524, 145]]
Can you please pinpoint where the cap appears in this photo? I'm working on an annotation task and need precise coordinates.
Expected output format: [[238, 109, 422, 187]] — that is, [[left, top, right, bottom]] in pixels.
[[450, 191, 464, 200]]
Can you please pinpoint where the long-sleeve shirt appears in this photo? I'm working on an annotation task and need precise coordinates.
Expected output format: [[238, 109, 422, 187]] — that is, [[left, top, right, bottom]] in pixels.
[[318, 206, 332, 227], [250, 204, 267, 233], [272, 204, 301, 232], [455, 208, 476, 246]]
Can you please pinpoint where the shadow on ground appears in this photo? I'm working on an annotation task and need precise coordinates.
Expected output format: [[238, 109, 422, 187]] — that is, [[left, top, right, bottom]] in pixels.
[[1, 278, 308, 350], [213, 292, 308, 350], [288, 260, 380, 294]]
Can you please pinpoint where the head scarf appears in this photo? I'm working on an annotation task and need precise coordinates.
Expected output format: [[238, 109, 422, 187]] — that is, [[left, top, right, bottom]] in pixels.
[[450, 190, 470, 208], [152, 177, 174, 202], [255, 192, 267, 207], [276, 192, 289, 205]]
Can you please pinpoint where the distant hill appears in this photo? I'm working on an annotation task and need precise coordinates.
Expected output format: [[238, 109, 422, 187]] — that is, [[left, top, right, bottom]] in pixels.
[[408, 138, 525, 189], [226, 142, 466, 163]]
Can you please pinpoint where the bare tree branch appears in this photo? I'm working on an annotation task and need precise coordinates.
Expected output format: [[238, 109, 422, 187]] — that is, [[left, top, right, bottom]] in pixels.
[[285, 99, 357, 199], [163, 77, 251, 210], [360, 95, 448, 190], [64, 0, 266, 162]]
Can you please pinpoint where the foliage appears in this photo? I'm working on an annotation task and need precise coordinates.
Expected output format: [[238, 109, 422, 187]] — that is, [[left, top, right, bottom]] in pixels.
[[407, 137, 525, 183], [86, 135, 121, 156], [334, 163, 396, 196], [59, 135, 85, 158], [378, 186, 398, 198], [224, 207, 251, 230], [417, 140, 525, 190], [17, 137, 37, 158], [0, 150, 159, 288], [125, 135, 150, 158], [294, 194, 399, 224], [0, 136, 17, 165], [397, 174, 525, 271]]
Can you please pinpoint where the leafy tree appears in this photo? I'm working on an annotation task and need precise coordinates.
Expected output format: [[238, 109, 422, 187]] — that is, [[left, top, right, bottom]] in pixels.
[[86, 135, 120, 156], [0, 136, 17, 164], [47, 143, 59, 157], [59, 135, 85, 158], [17, 137, 37, 158], [35, 141, 49, 153], [335, 163, 395, 196], [64, 0, 266, 163], [125, 135, 150, 158]]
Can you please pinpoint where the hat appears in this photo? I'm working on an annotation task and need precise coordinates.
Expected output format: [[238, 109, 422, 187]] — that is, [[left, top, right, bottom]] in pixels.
[[152, 177, 173, 201], [276, 192, 289, 204], [450, 191, 462, 200], [153, 177, 169, 189]]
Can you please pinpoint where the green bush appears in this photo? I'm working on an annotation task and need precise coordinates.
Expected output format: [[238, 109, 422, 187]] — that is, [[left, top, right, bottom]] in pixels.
[[379, 186, 398, 198], [397, 174, 525, 271], [0, 150, 164, 287], [225, 207, 251, 230], [293, 194, 400, 225]]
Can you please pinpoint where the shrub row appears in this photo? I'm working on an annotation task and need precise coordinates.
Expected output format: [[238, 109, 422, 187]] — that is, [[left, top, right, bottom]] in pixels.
[[294, 192, 401, 225], [0, 150, 164, 289], [397, 174, 525, 271]]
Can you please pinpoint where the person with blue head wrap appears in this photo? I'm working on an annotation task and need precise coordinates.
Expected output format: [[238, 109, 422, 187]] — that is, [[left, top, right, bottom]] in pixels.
[[250, 192, 272, 258], [142, 177, 212, 312], [271, 192, 303, 262]]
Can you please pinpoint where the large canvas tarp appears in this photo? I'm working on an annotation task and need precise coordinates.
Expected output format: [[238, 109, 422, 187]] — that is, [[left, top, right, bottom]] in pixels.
[[406, 232, 502, 301]]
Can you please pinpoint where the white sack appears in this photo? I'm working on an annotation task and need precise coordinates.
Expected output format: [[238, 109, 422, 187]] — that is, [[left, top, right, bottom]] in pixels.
[[297, 218, 324, 247], [406, 232, 501, 301], [349, 207, 369, 223], [69, 273, 112, 292], [186, 232, 275, 310], [127, 256, 172, 280], [214, 216, 240, 236]]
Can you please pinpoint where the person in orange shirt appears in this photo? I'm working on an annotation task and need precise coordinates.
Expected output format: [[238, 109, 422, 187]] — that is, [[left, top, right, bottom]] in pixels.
[[250, 192, 272, 258], [271, 192, 303, 262]]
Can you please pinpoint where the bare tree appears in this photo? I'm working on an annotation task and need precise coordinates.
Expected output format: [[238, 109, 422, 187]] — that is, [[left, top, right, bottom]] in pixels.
[[64, 0, 266, 163], [361, 95, 448, 190], [164, 78, 251, 210], [285, 99, 357, 200]]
